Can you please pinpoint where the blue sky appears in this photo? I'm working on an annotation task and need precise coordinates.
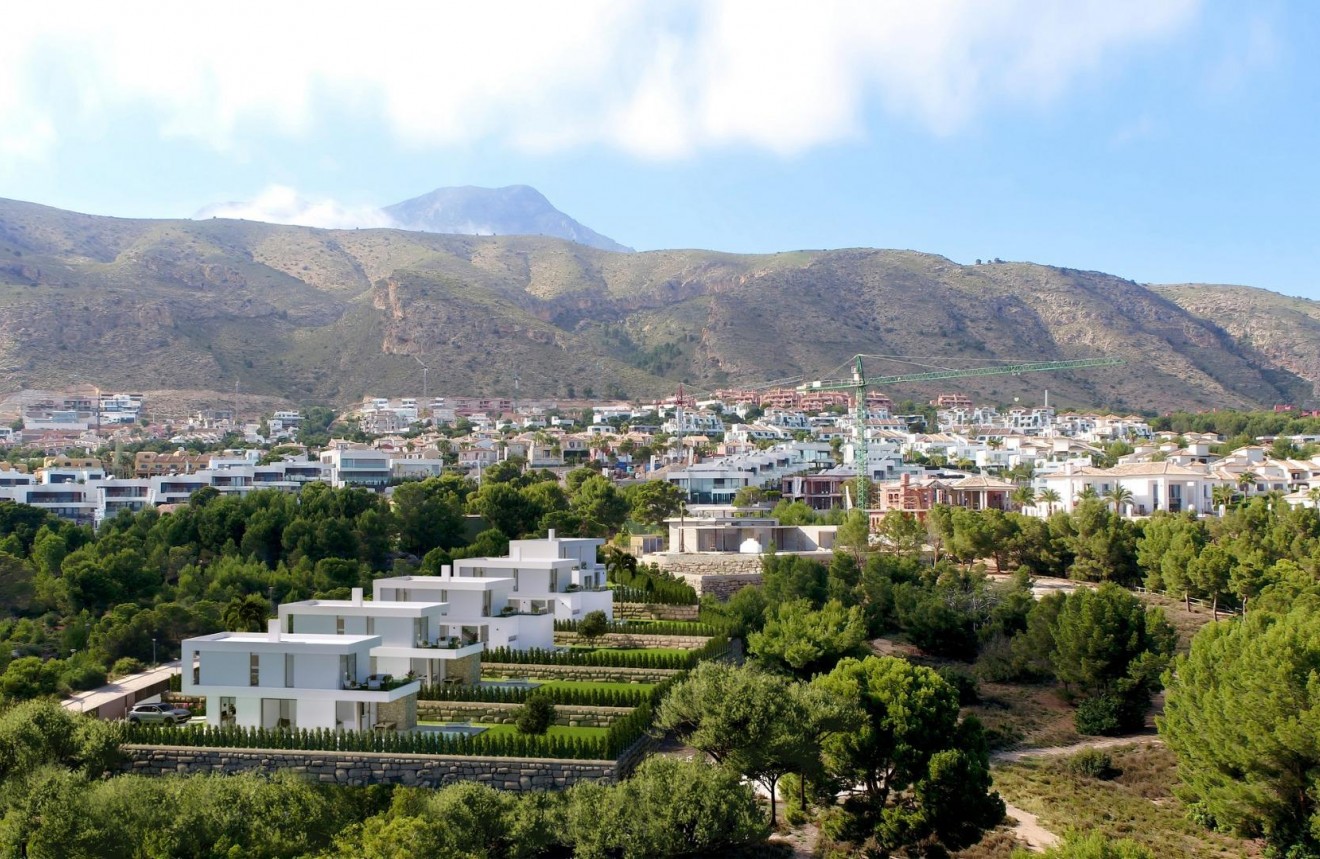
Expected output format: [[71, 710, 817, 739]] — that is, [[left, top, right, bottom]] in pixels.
[[3, 1, 1318, 298]]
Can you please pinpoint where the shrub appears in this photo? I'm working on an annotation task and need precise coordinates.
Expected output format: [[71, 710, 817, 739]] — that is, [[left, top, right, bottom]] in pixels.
[[577, 610, 609, 644], [1074, 695, 1125, 736], [1062, 749, 1116, 780], [111, 657, 146, 678], [936, 666, 980, 705], [515, 696, 556, 735]]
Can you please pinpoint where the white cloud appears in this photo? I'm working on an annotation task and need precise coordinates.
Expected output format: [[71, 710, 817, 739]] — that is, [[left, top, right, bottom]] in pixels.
[[195, 185, 394, 230], [2, 0, 1202, 163]]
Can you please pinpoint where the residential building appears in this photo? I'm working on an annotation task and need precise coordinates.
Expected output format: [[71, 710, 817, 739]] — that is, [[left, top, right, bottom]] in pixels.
[[182, 620, 422, 731], [279, 588, 483, 686], [372, 572, 554, 651]]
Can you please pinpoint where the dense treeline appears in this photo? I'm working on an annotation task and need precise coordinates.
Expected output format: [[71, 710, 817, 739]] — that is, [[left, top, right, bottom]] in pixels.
[[0, 466, 682, 698], [1151, 408, 1320, 440], [0, 699, 767, 859]]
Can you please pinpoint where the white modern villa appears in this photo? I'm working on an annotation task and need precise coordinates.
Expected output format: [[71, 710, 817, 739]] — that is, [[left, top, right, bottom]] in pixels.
[[278, 588, 485, 685], [181, 620, 421, 731], [372, 571, 556, 651], [451, 533, 613, 622]]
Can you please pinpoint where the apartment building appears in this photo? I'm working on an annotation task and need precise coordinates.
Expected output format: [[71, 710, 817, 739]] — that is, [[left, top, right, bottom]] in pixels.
[[182, 620, 421, 731]]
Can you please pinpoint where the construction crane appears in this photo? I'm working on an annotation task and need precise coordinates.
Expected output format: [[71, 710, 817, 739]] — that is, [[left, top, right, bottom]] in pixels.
[[798, 356, 1125, 509], [413, 355, 429, 404]]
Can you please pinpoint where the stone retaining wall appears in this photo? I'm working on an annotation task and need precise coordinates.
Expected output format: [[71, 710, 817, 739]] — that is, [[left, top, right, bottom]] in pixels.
[[416, 700, 633, 728], [121, 745, 620, 790], [613, 603, 700, 621], [642, 555, 765, 600], [646, 554, 766, 576], [553, 631, 712, 649], [685, 573, 763, 600], [482, 663, 680, 683]]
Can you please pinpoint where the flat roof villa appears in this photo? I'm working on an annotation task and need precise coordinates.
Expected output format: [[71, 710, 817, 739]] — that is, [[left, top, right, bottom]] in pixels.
[[372, 573, 555, 651], [181, 620, 421, 731], [278, 588, 485, 686]]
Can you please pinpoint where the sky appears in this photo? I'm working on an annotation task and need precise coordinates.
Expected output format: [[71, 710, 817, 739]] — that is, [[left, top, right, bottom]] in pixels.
[[2, 1, 1318, 298]]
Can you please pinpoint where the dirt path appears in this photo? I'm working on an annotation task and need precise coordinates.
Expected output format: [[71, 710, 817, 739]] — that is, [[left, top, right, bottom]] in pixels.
[[993, 733, 1163, 852], [993, 732, 1162, 764], [1003, 803, 1060, 851]]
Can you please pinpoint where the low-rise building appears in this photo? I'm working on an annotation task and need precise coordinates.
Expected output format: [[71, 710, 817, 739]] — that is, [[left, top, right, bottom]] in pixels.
[[182, 620, 421, 731], [279, 588, 484, 686]]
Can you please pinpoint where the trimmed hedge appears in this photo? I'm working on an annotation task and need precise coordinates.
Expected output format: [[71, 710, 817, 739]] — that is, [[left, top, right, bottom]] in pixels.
[[611, 584, 698, 606], [419, 680, 668, 708], [484, 637, 729, 670], [553, 618, 727, 637], [124, 704, 652, 761]]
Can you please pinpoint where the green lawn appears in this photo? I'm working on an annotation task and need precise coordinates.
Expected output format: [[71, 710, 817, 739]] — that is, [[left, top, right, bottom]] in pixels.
[[535, 679, 656, 694], [479, 677, 656, 694], [566, 645, 691, 656], [418, 721, 608, 740]]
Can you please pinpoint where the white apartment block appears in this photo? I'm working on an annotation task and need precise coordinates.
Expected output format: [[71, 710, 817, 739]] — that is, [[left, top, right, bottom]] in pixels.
[[372, 572, 554, 651], [182, 620, 421, 731], [279, 588, 484, 686], [452, 532, 611, 621]]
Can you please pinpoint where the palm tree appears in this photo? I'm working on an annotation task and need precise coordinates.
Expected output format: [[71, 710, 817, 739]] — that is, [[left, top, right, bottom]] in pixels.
[[222, 594, 270, 632], [1211, 484, 1235, 513], [1038, 488, 1061, 516], [1102, 485, 1135, 516], [1075, 485, 1100, 503], [1236, 472, 1256, 498], [1011, 485, 1036, 512], [1309, 486, 1320, 509]]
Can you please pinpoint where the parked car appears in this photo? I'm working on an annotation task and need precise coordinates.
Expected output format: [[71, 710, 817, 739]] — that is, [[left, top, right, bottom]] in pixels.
[[126, 702, 192, 725]]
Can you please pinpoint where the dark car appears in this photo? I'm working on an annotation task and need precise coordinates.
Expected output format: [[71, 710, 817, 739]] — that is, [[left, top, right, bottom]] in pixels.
[[126, 702, 192, 725]]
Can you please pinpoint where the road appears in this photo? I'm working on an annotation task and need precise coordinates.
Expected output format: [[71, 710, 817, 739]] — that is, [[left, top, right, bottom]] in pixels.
[[62, 661, 181, 718]]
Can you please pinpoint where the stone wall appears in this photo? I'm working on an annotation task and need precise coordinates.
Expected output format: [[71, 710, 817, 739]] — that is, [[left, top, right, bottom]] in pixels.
[[121, 745, 620, 790], [447, 653, 482, 685], [646, 553, 766, 576], [642, 554, 765, 601], [482, 663, 680, 684], [613, 603, 699, 621], [416, 700, 634, 728], [377, 695, 418, 731], [553, 631, 712, 649], [686, 573, 763, 601]]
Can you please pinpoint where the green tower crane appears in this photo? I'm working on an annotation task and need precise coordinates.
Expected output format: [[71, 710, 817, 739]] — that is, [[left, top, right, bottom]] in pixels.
[[797, 356, 1124, 509]]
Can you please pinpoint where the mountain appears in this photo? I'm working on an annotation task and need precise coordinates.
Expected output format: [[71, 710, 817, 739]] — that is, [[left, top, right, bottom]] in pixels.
[[1153, 284, 1320, 403], [0, 196, 1313, 411], [383, 185, 633, 253]]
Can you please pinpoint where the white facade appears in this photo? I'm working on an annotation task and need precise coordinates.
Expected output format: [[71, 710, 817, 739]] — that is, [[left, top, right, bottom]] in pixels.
[[279, 588, 484, 685], [181, 621, 420, 731], [372, 573, 554, 651], [1036, 461, 1230, 517]]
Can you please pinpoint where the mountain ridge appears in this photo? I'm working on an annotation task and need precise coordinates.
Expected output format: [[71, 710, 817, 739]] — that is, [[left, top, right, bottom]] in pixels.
[[383, 185, 633, 253], [0, 196, 1314, 411]]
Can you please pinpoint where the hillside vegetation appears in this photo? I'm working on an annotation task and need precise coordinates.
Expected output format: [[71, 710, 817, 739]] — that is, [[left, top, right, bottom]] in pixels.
[[0, 197, 1313, 409]]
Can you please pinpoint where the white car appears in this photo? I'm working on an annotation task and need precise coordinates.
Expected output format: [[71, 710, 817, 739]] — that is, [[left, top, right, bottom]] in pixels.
[[126, 702, 192, 725]]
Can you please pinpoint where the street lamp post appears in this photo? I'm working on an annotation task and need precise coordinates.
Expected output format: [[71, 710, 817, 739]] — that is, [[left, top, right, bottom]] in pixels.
[[152, 638, 157, 666]]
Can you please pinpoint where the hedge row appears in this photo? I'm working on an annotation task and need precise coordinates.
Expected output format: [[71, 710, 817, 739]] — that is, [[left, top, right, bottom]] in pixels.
[[553, 618, 726, 637], [125, 707, 651, 761], [611, 584, 698, 606], [418, 675, 677, 708], [484, 637, 729, 670]]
